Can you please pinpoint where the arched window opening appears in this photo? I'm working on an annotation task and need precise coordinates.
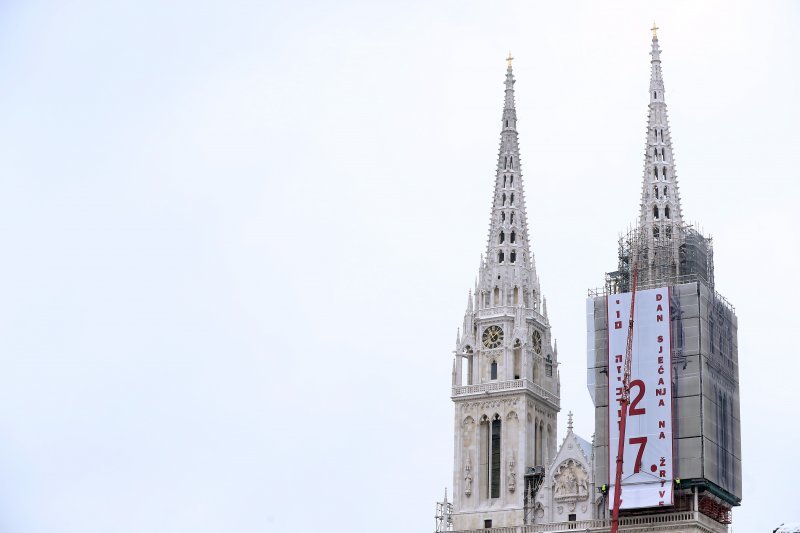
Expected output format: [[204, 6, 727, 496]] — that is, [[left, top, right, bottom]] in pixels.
[[490, 360, 498, 380], [663, 186, 668, 197], [653, 227, 660, 239], [502, 193, 506, 206], [510, 231, 516, 243], [662, 167, 667, 179], [510, 251, 516, 263], [666, 226, 672, 239], [501, 211, 506, 222], [510, 213, 515, 224], [513, 286, 519, 305], [498, 251, 504, 263], [654, 91, 657, 99], [513, 340, 521, 380], [510, 176, 514, 187], [503, 176, 507, 188], [505, 120, 509, 127], [535, 420, 544, 465], [653, 206, 659, 219], [510, 156, 513, 169], [545, 354, 553, 377], [665, 206, 670, 219], [499, 231, 505, 244], [494, 286, 500, 305], [654, 186, 659, 199], [510, 193, 514, 206], [653, 167, 658, 179], [464, 346, 474, 385], [490, 415, 502, 498]]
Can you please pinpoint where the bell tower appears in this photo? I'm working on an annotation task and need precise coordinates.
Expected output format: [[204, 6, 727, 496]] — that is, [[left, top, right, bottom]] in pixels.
[[450, 56, 561, 530]]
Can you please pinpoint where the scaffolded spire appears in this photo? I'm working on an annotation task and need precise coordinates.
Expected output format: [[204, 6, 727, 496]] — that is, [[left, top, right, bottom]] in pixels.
[[639, 24, 684, 233]]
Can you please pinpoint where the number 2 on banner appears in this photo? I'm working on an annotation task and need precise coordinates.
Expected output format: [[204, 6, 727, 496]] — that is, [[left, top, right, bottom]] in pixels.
[[629, 379, 646, 416], [630, 436, 648, 473]]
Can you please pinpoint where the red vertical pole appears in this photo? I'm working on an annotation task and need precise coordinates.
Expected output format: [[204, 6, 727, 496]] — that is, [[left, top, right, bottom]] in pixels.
[[610, 268, 638, 533]]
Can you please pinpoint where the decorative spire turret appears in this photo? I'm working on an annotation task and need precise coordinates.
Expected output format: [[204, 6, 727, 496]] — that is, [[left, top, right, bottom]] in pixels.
[[475, 56, 541, 313], [639, 24, 683, 232]]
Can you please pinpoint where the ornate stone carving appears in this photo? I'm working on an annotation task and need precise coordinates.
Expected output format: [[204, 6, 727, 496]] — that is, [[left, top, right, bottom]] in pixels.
[[553, 459, 589, 502], [464, 456, 473, 497], [508, 452, 516, 492]]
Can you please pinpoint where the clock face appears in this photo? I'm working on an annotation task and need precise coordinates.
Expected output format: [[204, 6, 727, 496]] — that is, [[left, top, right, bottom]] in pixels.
[[482, 326, 504, 348], [532, 330, 542, 354]]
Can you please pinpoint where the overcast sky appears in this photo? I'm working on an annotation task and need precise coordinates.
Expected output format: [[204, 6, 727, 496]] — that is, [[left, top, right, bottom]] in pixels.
[[0, 1, 797, 532]]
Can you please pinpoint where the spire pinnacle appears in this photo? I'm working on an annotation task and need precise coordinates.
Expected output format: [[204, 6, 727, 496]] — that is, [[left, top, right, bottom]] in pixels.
[[506, 52, 513, 68], [651, 21, 659, 39], [475, 60, 540, 311]]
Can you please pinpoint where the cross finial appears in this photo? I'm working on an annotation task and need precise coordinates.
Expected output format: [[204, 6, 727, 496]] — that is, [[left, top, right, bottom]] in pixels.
[[567, 411, 573, 430], [506, 51, 513, 68], [651, 21, 659, 38]]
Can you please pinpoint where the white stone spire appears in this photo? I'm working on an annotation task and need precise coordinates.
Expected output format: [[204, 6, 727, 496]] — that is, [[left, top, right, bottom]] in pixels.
[[639, 24, 684, 233], [476, 55, 541, 312]]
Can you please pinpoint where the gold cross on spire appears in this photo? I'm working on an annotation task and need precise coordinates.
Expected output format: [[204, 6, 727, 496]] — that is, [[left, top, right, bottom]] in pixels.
[[651, 21, 659, 38], [506, 51, 513, 68]]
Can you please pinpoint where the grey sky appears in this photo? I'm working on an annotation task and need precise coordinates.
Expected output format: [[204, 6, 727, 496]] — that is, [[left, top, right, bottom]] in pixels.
[[0, 1, 797, 532]]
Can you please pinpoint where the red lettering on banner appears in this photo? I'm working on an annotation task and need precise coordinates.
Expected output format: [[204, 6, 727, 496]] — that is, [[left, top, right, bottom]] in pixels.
[[657, 304, 663, 311], [658, 346, 663, 353], [658, 356, 664, 364], [656, 388, 666, 396], [656, 315, 663, 322], [615, 321, 622, 329], [656, 294, 663, 301], [616, 300, 620, 305], [658, 377, 665, 385], [658, 366, 665, 375], [660, 457, 666, 467], [615, 355, 623, 363], [658, 420, 665, 428], [659, 432, 666, 439], [659, 470, 666, 477], [658, 335, 664, 343], [658, 399, 665, 407], [659, 490, 666, 498]]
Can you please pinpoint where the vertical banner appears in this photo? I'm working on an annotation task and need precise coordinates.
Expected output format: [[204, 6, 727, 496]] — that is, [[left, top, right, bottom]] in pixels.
[[607, 287, 673, 509]]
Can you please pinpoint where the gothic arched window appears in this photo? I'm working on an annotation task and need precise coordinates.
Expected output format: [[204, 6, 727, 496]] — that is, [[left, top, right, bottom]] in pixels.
[[510, 231, 516, 243], [499, 231, 505, 244], [510, 251, 516, 263], [498, 251, 504, 263], [490, 360, 498, 380], [662, 167, 667, 179], [665, 206, 671, 219], [654, 186, 659, 199], [653, 206, 659, 219], [502, 193, 506, 206], [653, 227, 659, 238], [510, 193, 514, 206], [510, 213, 515, 224]]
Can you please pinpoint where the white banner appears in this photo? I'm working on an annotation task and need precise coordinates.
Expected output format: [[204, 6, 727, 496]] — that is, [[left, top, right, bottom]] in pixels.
[[607, 287, 673, 509]]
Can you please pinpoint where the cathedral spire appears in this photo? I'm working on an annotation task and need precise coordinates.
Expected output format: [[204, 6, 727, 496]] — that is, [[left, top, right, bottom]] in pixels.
[[638, 25, 683, 233], [478, 56, 540, 310]]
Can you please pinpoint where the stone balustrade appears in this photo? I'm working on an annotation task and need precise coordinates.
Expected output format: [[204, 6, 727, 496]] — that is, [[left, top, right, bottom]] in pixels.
[[452, 379, 560, 409]]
